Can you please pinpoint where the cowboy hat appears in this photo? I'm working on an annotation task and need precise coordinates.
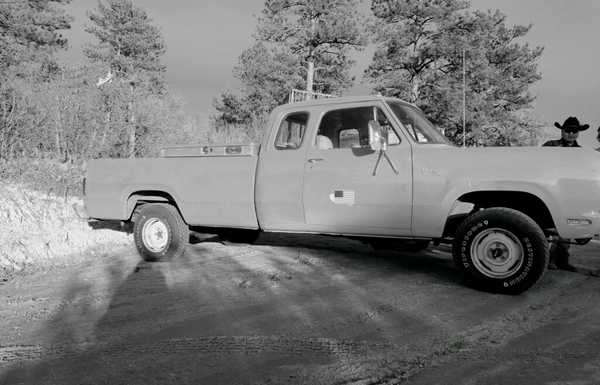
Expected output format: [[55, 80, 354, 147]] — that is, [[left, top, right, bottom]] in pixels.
[[554, 116, 589, 131]]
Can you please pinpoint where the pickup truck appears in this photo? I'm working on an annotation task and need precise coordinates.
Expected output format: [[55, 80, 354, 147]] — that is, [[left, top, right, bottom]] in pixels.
[[84, 95, 600, 294]]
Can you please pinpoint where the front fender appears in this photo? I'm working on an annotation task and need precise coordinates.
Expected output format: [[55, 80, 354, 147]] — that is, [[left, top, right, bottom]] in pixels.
[[412, 179, 562, 238]]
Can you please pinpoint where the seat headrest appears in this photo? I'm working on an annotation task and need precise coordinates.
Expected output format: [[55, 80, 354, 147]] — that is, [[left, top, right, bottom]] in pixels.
[[316, 135, 333, 150]]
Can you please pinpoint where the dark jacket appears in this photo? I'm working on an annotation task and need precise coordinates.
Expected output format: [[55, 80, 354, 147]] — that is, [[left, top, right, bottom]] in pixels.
[[542, 138, 580, 147]]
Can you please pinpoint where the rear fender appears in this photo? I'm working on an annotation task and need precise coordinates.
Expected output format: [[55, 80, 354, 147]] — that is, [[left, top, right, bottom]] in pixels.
[[125, 194, 170, 220]]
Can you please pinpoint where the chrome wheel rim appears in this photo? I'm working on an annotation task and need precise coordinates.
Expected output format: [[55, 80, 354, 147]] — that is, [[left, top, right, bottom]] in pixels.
[[470, 228, 524, 279], [142, 218, 169, 253]]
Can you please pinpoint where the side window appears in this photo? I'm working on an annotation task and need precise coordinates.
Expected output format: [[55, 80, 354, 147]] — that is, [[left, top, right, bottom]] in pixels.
[[316, 106, 400, 150], [386, 102, 449, 144], [275, 112, 309, 150]]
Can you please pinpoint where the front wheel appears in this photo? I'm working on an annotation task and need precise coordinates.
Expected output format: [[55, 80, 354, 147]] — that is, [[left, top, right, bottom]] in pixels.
[[133, 203, 189, 262], [452, 207, 548, 294]]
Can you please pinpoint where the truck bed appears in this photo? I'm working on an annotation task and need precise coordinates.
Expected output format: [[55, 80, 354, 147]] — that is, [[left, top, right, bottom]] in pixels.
[[85, 144, 260, 229]]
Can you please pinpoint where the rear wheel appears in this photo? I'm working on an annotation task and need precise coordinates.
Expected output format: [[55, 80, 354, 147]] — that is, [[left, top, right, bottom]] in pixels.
[[133, 203, 188, 262], [452, 207, 548, 294]]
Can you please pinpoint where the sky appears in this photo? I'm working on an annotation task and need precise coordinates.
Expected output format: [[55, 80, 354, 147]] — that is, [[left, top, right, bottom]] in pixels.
[[61, 0, 600, 147]]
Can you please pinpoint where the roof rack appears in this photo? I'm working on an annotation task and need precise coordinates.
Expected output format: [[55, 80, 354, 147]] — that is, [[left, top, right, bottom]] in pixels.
[[288, 89, 337, 103]]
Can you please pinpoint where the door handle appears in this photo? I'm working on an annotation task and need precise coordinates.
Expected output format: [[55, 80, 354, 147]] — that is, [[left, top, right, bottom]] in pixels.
[[308, 158, 324, 164]]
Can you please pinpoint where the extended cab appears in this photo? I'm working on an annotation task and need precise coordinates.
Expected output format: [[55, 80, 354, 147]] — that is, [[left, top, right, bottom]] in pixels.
[[84, 96, 600, 294]]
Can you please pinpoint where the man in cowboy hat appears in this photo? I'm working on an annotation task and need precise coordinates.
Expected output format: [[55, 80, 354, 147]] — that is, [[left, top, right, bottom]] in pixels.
[[542, 116, 589, 271], [543, 116, 589, 147]]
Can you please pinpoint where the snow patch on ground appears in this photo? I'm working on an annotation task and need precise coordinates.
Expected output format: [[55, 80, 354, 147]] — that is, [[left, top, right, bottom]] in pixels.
[[0, 184, 129, 279]]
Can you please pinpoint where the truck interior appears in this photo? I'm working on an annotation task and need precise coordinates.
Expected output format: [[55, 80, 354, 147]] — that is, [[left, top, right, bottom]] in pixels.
[[315, 106, 400, 150]]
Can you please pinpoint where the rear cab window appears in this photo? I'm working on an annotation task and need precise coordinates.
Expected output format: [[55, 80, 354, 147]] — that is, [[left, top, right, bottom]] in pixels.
[[274, 112, 309, 150]]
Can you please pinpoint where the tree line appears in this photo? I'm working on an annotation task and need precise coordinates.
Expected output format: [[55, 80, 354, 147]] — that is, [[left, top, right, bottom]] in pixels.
[[0, 0, 203, 163], [214, 0, 546, 146], [1, 0, 547, 168]]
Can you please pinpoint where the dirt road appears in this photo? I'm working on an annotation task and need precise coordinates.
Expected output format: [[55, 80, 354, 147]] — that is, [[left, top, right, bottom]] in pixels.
[[1, 234, 599, 385]]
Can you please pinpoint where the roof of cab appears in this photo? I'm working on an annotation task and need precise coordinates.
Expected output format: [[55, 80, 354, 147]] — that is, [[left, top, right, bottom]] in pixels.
[[272, 95, 416, 114]]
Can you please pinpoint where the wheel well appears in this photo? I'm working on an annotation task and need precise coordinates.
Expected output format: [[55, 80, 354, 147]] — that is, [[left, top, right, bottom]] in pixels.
[[443, 191, 555, 238], [126, 191, 183, 222]]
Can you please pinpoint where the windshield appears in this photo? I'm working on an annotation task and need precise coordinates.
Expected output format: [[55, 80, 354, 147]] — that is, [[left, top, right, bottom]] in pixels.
[[386, 101, 451, 145]]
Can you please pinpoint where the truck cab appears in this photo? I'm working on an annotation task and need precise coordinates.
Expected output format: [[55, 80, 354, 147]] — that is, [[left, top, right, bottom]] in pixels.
[[256, 96, 431, 237]]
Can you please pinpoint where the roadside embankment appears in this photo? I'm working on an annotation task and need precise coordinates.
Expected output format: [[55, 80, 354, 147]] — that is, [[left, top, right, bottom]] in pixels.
[[0, 183, 129, 280]]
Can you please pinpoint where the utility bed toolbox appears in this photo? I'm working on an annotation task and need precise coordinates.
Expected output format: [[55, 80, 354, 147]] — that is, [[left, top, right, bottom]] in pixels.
[[160, 143, 260, 158]]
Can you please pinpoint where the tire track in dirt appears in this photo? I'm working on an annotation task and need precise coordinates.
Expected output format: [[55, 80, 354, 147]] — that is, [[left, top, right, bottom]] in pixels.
[[0, 335, 395, 365], [3, 240, 599, 384], [340, 275, 600, 384]]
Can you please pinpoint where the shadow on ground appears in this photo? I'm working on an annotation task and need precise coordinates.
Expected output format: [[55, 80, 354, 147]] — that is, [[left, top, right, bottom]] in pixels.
[[2, 235, 599, 384]]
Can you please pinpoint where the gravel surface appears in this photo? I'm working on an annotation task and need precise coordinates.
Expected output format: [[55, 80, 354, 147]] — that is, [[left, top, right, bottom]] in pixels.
[[0, 234, 599, 385]]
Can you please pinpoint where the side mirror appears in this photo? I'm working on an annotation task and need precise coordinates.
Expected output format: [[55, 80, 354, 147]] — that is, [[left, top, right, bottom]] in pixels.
[[368, 120, 387, 151]]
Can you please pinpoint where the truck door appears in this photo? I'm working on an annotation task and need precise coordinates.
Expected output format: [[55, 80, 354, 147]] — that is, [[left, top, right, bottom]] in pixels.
[[255, 110, 312, 231], [302, 104, 413, 236]]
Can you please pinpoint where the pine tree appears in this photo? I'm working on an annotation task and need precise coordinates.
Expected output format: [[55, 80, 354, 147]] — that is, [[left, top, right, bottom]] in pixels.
[[0, 0, 72, 160], [214, 0, 366, 126], [366, 0, 544, 146], [84, 0, 166, 157], [0, 0, 72, 74]]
